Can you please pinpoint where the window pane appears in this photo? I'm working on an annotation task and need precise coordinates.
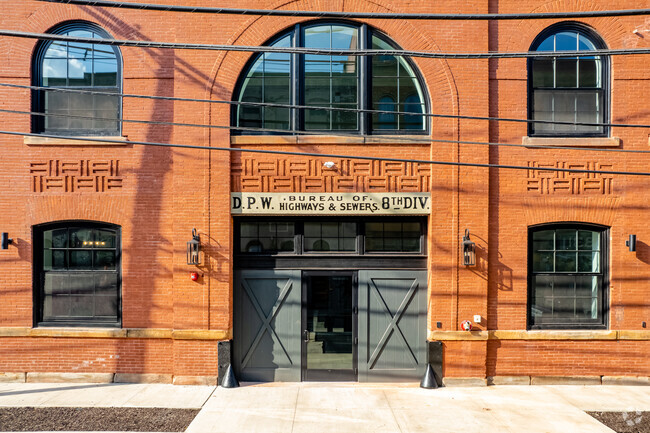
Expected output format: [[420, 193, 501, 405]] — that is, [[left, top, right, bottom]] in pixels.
[[70, 250, 93, 270], [44, 229, 68, 248], [533, 230, 554, 250], [68, 273, 95, 296], [71, 296, 94, 317], [578, 230, 600, 250], [95, 295, 118, 317], [556, 229, 576, 250], [43, 249, 66, 270], [95, 230, 116, 248], [94, 251, 116, 270], [579, 58, 599, 88], [42, 59, 67, 86], [555, 251, 577, 272], [555, 32, 578, 51], [578, 251, 599, 272], [44, 273, 69, 296], [533, 251, 554, 272], [532, 59, 554, 88], [69, 228, 93, 248], [95, 273, 118, 296]]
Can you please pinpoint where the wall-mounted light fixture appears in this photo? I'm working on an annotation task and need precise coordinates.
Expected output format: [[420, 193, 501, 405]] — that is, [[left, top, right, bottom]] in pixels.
[[462, 229, 476, 266], [626, 234, 637, 252], [187, 228, 201, 265], [1, 233, 13, 250]]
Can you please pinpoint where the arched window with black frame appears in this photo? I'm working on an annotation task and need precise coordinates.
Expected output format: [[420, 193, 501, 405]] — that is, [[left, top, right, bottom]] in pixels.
[[528, 223, 608, 329], [528, 23, 608, 136], [232, 22, 428, 134], [34, 221, 121, 327], [32, 21, 122, 136]]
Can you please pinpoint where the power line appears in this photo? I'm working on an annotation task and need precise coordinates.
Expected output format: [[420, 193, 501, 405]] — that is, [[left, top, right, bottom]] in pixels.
[[2, 29, 649, 59], [5, 106, 650, 154], [35, 0, 650, 21], [4, 82, 648, 131], [4, 129, 649, 177]]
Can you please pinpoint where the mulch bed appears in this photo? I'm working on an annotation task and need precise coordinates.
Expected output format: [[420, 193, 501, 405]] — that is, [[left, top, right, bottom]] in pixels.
[[0, 407, 200, 432], [589, 411, 650, 433]]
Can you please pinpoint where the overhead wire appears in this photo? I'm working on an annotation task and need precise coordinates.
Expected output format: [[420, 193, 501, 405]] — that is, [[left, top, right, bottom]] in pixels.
[[3, 82, 649, 131], [4, 129, 650, 177], [34, 0, 650, 20], [3, 106, 650, 155], [2, 29, 650, 59]]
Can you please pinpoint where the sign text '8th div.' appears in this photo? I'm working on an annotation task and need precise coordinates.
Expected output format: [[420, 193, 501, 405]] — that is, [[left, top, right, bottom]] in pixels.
[[231, 193, 431, 215]]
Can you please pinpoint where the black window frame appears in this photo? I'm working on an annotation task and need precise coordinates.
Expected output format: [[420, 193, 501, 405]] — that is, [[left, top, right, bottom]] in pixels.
[[33, 220, 122, 328], [234, 217, 427, 269], [31, 20, 123, 136], [231, 20, 430, 136], [527, 222, 609, 330], [527, 22, 609, 138]]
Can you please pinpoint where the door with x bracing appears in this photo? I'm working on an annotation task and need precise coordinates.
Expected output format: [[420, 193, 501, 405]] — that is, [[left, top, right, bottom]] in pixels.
[[358, 270, 428, 381], [233, 270, 301, 381]]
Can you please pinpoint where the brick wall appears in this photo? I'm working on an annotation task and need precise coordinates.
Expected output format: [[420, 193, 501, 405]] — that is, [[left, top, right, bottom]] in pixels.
[[0, 0, 648, 380]]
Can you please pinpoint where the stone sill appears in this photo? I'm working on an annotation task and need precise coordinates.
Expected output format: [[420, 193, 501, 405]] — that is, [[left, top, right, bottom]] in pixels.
[[231, 135, 429, 145], [0, 327, 231, 340], [24, 135, 129, 146], [428, 330, 650, 341], [523, 136, 621, 147]]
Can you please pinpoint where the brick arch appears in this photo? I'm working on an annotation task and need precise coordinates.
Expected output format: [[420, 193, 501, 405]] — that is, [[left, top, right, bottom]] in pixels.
[[25, 196, 130, 229], [500, 0, 627, 53], [204, 0, 459, 139], [4, 5, 145, 88]]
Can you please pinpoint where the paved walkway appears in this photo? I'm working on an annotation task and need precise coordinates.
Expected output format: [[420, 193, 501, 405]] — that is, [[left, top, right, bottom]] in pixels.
[[1, 381, 650, 432]]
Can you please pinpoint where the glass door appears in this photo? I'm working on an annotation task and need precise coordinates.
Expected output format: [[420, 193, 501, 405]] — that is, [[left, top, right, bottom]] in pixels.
[[302, 271, 357, 381]]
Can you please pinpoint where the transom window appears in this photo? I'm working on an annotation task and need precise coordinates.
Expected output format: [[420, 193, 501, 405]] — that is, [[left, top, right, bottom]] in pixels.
[[35, 222, 121, 326], [233, 22, 427, 134], [33, 21, 122, 135], [236, 219, 424, 254], [529, 24, 607, 136], [529, 224, 607, 329]]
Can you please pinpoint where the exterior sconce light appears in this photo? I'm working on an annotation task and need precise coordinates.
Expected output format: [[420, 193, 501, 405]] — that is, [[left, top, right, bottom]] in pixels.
[[626, 234, 637, 252], [462, 229, 476, 266], [187, 228, 201, 265], [1, 233, 13, 250]]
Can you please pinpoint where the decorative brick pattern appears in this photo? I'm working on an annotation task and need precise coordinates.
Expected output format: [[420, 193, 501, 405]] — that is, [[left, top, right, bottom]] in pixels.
[[526, 161, 614, 195], [232, 158, 431, 192], [30, 160, 123, 193]]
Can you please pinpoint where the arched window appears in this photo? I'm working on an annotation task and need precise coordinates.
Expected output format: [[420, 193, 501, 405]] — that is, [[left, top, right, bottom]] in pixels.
[[528, 223, 608, 329], [32, 22, 122, 136], [34, 221, 121, 326], [233, 22, 428, 134], [528, 23, 607, 136]]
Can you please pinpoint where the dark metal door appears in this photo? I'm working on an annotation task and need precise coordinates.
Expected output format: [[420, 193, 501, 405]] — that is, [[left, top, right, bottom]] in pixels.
[[301, 271, 357, 381], [358, 270, 428, 381], [233, 270, 301, 381]]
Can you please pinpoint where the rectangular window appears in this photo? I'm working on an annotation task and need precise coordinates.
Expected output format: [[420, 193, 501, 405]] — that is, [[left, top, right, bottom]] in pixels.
[[239, 221, 295, 253], [365, 221, 421, 252], [529, 226, 606, 329], [36, 224, 120, 326]]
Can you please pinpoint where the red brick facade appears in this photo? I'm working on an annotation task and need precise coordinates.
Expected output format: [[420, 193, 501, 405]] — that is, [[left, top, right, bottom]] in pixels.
[[0, 0, 649, 383]]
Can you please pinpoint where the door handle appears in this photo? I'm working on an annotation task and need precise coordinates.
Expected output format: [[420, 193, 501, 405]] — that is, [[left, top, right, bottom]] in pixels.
[[303, 330, 309, 342]]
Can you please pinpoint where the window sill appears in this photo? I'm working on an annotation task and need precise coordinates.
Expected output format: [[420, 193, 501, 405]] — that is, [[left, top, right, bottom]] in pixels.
[[24, 135, 129, 146], [522, 136, 621, 147], [231, 135, 429, 145]]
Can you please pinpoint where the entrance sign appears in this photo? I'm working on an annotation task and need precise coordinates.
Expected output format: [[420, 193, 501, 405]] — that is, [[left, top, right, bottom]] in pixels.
[[231, 192, 431, 215]]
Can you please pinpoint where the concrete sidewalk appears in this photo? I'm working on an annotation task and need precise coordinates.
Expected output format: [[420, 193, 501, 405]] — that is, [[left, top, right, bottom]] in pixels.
[[1, 382, 649, 432]]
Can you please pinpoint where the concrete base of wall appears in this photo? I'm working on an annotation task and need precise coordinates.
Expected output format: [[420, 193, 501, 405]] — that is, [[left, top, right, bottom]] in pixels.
[[0, 372, 26, 383], [172, 375, 218, 386], [602, 376, 650, 385], [442, 377, 488, 387], [530, 376, 602, 385], [487, 376, 531, 385], [114, 373, 173, 384], [26, 373, 115, 383]]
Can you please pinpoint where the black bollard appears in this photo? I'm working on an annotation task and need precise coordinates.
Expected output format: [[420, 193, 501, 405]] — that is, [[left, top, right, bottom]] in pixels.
[[221, 364, 240, 388], [420, 364, 439, 389]]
